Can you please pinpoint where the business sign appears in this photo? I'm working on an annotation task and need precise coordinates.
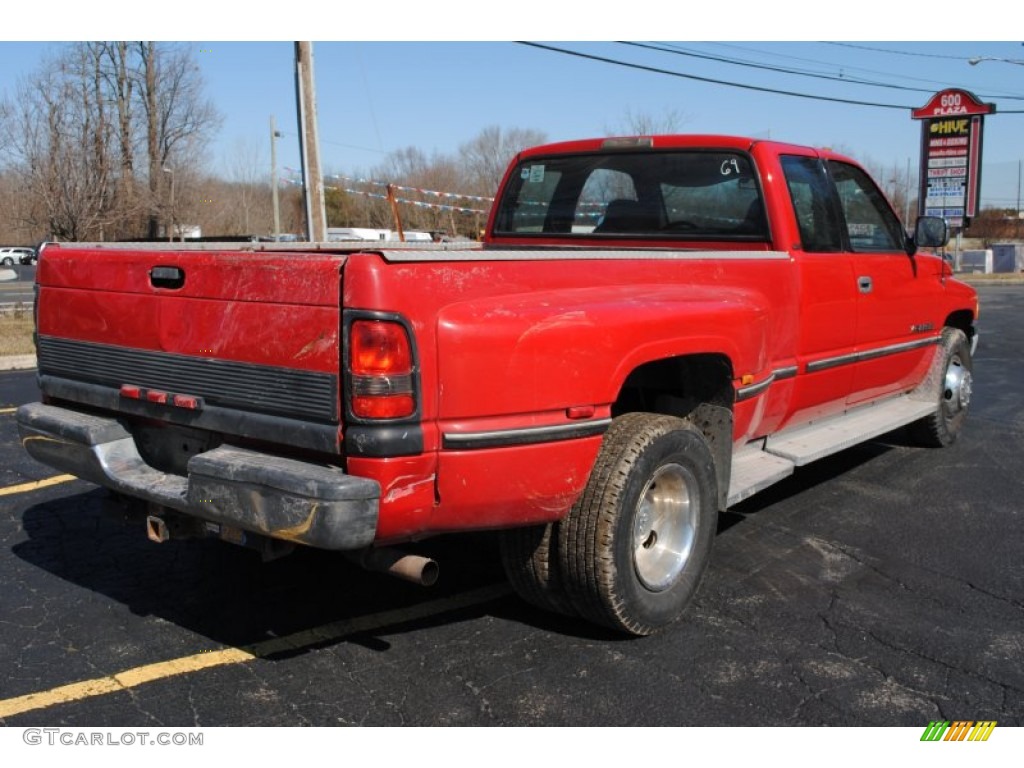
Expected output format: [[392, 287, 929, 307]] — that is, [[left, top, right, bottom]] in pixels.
[[912, 90, 995, 228]]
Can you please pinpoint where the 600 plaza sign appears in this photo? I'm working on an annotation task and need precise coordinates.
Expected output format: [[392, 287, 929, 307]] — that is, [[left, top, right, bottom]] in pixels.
[[912, 89, 995, 228]]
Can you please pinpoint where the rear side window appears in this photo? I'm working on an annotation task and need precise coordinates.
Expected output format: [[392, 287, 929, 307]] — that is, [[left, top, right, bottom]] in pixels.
[[780, 155, 844, 253], [492, 150, 767, 241]]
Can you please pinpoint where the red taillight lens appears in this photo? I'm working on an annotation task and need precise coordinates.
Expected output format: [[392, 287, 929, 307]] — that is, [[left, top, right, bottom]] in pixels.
[[352, 393, 416, 420], [351, 321, 412, 375], [349, 320, 416, 419]]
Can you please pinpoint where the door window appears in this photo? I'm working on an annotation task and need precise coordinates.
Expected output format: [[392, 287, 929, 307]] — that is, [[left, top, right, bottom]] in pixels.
[[827, 161, 906, 252], [780, 156, 844, 252]]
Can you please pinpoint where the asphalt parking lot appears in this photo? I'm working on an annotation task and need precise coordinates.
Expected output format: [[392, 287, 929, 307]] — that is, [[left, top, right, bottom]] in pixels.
[[0, 285, 1021, 728]]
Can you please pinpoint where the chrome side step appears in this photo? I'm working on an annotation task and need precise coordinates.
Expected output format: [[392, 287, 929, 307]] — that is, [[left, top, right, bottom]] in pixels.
[[726, 394, 936, 506], [727, 448, 795, 506], [764, 396, 936, 466]]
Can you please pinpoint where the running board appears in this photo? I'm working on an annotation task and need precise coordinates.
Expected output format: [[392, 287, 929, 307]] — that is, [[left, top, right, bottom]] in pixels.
[[727, 449, 795, 506], [727, 395, 936, 507]]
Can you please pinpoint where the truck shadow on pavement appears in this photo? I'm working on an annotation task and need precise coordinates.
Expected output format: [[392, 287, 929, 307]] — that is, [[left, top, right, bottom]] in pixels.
[[11, 434, 904, 657], [11, 486, 612, 654]]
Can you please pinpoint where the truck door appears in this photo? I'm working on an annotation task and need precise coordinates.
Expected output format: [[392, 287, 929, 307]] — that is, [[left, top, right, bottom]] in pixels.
[[825, 160, 940, 405], [779, 154, 859, 422]]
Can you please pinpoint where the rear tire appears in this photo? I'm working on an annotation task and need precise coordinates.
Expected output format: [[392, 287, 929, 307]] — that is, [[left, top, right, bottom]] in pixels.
[[499, 523, 577, 617], [558, 413, 718, 636], [910, 327, 973, 448]]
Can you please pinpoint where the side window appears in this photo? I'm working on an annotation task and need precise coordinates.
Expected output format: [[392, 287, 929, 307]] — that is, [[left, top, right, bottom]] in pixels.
[[780, 155, 843, 252], [827, 161, 906, 252]]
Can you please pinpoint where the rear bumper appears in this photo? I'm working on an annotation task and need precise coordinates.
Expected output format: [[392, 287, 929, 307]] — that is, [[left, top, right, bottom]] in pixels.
[[16, 403, 379, 550]]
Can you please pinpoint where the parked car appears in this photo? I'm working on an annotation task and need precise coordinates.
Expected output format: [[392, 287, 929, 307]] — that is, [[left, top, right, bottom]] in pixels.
[[0, 247, 37, 265]]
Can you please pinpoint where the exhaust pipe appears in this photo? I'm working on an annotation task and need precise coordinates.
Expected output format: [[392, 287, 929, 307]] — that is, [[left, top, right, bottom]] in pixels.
[[146, 514, 170, 543], [145, 510, 434, 584], [145, 508, 207, 543], [348, 547, 439, 587]]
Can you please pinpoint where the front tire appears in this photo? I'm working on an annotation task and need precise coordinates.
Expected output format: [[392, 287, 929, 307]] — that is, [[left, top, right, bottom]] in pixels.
[[558, 413, 718, 636], [910, 327, 973, 447]]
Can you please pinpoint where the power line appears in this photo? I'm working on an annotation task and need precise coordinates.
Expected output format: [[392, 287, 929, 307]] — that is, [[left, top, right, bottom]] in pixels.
[[621, 42, 942, 95], [516, 42, 1024, 115], [518, 42, 913, 110], [277, 130, 389, 156], [704, 42, 1024, 100], [631, 42, 1024, 103], [824, 42, 975, 61]]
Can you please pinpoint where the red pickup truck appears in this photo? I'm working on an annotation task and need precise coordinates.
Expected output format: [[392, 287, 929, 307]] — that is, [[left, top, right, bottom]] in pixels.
[[18, 135, 978, 635]]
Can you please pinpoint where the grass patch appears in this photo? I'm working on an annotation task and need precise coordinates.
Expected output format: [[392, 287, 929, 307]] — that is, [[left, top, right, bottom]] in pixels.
[[0, 306, 36, 356]]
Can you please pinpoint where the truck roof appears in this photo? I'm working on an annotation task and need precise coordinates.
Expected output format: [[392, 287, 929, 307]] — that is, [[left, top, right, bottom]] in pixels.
[[514, 134, 857, 164]]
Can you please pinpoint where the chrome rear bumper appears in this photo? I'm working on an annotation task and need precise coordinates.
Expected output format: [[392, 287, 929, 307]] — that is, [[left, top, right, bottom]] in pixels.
[[17, 403, 379, 550]]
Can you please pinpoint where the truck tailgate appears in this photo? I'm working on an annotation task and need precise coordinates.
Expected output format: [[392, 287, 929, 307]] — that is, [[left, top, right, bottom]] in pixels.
[[35, 245, 348, 450]]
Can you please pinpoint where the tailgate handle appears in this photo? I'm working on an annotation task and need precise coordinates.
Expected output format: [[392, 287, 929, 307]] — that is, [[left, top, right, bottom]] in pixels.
[[150, 265, 185, 289]]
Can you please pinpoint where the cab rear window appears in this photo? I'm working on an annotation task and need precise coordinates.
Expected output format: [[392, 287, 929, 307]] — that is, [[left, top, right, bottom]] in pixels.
[[492, 150, 767, 241]]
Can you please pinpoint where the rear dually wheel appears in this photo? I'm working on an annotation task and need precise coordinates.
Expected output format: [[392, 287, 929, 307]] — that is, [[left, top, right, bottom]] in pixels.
[[557, 413, 718, 636]]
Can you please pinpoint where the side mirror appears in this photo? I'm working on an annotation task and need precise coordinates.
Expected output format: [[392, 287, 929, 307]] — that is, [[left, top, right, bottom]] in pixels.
[[914, 216, 950, 249]]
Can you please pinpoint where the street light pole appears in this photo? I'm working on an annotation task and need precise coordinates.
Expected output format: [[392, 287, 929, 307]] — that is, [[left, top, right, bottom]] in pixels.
[[162, 167, 174, 243], [1017, 159, 1022, 242], [905, 157, 912, 227], [270, 115, 283, 240], [1017, 158, 1021, 218]]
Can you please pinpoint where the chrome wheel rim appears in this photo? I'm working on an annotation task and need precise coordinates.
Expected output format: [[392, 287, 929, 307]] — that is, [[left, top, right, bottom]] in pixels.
[[632, 463, 698, 592], [943, 353, 972, 415]]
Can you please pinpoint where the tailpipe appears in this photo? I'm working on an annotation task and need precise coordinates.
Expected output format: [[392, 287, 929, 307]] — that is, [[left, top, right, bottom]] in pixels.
[[145, 507, 207, 543], [347, 547, 439, 587], [146, 514, 171, 543]]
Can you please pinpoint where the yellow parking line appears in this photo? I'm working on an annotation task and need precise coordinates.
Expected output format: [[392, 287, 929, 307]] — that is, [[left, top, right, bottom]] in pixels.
[[0, 582, 511, 719], [0, 474, 78, 497], [0, 407, 17, 414], [0, 648, 257, 718]]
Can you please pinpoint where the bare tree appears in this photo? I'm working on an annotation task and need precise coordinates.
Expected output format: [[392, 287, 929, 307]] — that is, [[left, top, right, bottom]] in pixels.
[[458, 126, 547, 198], [92, 41, 144, 237], [137, 42, 221, 238], [0, 42, 221, 242], [605, 107, 690, 136], [220, 137, 270, 234], [372, 147, 466, 234], [0, 48, 116, 240]]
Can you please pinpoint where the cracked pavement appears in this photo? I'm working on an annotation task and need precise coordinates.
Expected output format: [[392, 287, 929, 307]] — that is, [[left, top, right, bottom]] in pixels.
[[0, 285, 1021, 726]]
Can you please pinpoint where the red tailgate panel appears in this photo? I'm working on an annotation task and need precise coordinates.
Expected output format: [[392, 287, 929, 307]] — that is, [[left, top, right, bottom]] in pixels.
[[37, 246, 346, 373]]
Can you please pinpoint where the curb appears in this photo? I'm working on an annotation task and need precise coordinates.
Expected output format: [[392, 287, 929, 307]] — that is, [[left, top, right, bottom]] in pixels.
[[955, 272, 1024, 286], [0, 354, 37, 371]]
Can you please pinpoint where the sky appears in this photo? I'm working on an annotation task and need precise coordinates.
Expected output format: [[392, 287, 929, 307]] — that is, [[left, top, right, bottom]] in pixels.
[[3, 5, 1024, 210]]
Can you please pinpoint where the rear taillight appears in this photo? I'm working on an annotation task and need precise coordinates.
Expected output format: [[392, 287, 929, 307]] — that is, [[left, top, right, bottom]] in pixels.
[[348, 319, 416, 419]]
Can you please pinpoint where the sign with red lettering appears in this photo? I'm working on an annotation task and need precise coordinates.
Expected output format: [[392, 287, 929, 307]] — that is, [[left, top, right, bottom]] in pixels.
[[912, 90, 995, 227]]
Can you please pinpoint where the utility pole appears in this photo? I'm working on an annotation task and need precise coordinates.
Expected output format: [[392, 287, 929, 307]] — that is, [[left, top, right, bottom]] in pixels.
[[294, 42, 327, 242], [270, 115, 282, 240]]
